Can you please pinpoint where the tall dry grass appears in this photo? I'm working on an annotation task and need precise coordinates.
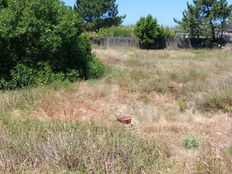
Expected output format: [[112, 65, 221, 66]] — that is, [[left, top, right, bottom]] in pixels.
[[1, 48, 232, 173]]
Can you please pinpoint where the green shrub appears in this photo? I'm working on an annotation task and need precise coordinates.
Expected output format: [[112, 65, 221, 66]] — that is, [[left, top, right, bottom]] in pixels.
[[182, 136, 202, 149], [87, 56, 105, 79], [0, 0, 103, 89], [85, 31, 105, 41], [10, 64, 35, 88], [134, 15, 173, 49], [35, 62, 65, 85], [0, 62, 81, 89], [160, 26, 174, 39], [99, 26, 135, 37], [86, 26, 135, 42]]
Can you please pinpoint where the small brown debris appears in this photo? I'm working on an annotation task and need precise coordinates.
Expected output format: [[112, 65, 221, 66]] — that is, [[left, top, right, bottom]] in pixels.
[[117, 116, 132, 124]]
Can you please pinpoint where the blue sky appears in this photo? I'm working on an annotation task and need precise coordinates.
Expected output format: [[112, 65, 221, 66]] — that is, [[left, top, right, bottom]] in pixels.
[[63, 0, 232, 26]]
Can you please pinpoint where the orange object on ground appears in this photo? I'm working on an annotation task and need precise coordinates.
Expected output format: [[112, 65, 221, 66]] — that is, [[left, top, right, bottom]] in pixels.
[[117, 116, 132, 124]]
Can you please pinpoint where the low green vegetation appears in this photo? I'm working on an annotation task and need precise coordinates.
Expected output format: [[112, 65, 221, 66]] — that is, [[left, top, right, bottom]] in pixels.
[[182, 136, 202, 149], [104, 48, 232, 115], [228, 145, 232, 155], [109, 53, 211, 99], [168, 68, 209, 83], [99, 25, 135, 37], [199, 83, 232, 113], [177, 97, 188, 112]]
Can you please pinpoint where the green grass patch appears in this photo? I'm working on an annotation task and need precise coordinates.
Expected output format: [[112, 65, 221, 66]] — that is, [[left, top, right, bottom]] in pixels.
[[229, 145, 232, 156], [182, 136, 202, 149]]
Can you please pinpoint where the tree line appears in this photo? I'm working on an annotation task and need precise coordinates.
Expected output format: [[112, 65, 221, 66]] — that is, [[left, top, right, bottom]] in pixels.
[[74, 0, 232, 47], [175, 0, 232, 40]]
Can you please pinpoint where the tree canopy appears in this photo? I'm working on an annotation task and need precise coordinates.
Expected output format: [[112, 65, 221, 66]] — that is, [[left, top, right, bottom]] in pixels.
[[0, 0, 104, 89], [74, 0, 125, 32], [175, 0, 232, 40], [135, 15, 172, 49]]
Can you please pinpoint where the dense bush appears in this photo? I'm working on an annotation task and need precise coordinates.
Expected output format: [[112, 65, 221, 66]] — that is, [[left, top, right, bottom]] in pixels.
[[99, 26, 135, 37], [85, 26, 135, 42], [86, 56, 105, 79], [135, 15, 173, 49], [0, 0, 104, 89], [1, 63, 66, 89]]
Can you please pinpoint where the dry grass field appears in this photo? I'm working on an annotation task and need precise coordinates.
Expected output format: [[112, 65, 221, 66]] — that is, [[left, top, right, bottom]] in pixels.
[[0, 47, 232, 173]]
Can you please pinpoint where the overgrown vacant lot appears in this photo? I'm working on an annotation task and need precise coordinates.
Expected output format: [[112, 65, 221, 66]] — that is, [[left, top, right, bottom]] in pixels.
[[1, 48, 232, 173]]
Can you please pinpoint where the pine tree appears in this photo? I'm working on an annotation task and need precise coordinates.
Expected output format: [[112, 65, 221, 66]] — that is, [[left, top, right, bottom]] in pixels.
[[75, 0, 125, 32], [175, 0, 232, 40]]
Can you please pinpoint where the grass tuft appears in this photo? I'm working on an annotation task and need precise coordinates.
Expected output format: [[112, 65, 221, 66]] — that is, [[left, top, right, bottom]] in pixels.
[[198, 83, 232, 112]]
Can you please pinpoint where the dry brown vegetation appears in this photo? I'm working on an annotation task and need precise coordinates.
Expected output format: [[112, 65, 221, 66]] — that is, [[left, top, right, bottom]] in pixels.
[[91, 48, 232, 173], [1, 47, 232, 173]]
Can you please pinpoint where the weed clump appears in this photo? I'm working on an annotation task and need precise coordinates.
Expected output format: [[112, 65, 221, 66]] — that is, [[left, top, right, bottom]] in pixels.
[[182, 136, 202, 149]]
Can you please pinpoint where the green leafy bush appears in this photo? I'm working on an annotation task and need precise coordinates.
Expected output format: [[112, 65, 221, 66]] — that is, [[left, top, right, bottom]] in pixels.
[[35, 62, 65, 85], [10, 64, 36, 89], [135, 15, 173, 49], [160, 26, 174, 39], [0, 63, 81, 89], [87, 56, 105, 79], [0, 0, 104, 89]]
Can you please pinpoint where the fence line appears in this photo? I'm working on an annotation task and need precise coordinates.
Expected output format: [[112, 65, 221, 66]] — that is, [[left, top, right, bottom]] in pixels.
[[91, 37, 139, 48], [91, 37, 228, 49]]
